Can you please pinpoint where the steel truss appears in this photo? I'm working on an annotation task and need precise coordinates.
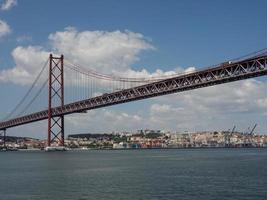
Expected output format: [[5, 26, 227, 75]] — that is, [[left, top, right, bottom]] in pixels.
[[1, 54, 267, 130]]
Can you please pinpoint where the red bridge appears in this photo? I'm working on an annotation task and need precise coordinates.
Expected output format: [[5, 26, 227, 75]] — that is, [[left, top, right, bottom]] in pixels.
[[1, 52, 267, 146]]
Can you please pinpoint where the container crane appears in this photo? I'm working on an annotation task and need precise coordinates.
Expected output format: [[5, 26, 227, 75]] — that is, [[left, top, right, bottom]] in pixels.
[[249, 124, 257, 135], [225, 125, 235, 147], [243, 124, 257, 147]]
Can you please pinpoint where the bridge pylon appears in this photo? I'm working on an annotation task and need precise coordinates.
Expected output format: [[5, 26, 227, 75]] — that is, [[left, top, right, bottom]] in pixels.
[[47, 54, 64, 146], [0, 129, 6, 149], [3, 129, 6, 148]]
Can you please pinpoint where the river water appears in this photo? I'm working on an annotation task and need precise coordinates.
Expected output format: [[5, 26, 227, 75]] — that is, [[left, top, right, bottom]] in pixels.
[[0, 148, 266, 200]]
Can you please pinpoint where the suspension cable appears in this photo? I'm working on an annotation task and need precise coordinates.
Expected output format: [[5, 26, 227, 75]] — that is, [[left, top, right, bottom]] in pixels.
[[16, 78, 48, 117], [3, 58, 49, 120]]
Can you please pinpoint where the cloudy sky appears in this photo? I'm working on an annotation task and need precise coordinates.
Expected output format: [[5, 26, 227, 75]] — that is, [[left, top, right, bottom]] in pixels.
[[1, 0, 267, 138]]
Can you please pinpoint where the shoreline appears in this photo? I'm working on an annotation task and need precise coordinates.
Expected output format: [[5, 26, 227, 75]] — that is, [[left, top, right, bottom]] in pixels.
[[1, 146, 267, 152]]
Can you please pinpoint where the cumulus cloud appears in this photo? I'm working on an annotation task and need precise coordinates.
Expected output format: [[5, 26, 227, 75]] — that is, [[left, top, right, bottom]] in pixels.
[[0, 46, 49, 85], [7, 109, 145, 138], [115, 66, 196, 80], [65, 109, 144, 133], [146, 79, 267, 132], [0, 19, 11, 38], [49, 27, 155, 73], [0, 27, 193, 86], [1, 0, 17, 11], [150, 104, 171, 113], [257, 98, 267, 108], [1, 28, 155, 84], [161, 79, 267, 115]]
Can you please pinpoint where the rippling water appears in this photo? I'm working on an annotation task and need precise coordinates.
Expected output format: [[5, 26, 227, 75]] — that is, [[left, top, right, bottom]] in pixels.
[[0, 148, 267, 200]]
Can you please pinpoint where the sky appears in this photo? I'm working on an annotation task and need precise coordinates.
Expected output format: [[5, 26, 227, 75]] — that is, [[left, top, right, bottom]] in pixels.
[[0, 0, 267, 138]]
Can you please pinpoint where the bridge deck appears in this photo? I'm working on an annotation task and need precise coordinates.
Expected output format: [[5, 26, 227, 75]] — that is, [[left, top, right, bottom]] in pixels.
[[1, 55, 267, 130]]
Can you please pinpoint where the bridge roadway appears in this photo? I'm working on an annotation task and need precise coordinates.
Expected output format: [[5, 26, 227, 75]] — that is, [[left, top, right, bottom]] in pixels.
[[1, 54, 267, 130]]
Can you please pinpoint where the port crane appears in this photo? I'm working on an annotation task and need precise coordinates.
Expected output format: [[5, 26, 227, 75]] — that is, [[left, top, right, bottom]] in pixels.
[[243, 124, 257, 135], [249, 124, 257, 135], [225, 125, 235, 147], [243, 124, 257, 147]]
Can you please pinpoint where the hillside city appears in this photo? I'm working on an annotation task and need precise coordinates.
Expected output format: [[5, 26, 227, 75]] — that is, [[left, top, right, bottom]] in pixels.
[[1, 129, 267, 150]]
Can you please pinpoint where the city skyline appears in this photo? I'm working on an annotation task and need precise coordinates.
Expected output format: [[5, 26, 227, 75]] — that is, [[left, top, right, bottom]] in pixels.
[[2, 128, 267, 150]]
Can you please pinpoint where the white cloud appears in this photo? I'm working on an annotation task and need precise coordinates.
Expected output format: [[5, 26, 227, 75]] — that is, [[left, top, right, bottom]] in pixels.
[[171, 79, 266, 114], [0, 19, 11, 38], [257, 98, 267, 108], [115, 66, 196, 80], [16, 35, 32, 43], [184, 66, 196, 73], [1, 28, 158, 85], [1, 0, 17, 11], [65, 109, 144, 133], [0, 46, 49, 85], [1, 27, 194, 86], [49, 27, 155, 74], [146, 79, 267, 132], [150, 104, 171, 113]]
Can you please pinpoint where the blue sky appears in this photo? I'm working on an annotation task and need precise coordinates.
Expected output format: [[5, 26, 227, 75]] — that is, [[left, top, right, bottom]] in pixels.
[[2, 0, 267, 68], [1, 0, 267, 138]]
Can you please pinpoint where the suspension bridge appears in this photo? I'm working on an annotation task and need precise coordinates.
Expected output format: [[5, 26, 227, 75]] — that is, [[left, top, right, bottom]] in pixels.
[[0, 50, 267, 147]]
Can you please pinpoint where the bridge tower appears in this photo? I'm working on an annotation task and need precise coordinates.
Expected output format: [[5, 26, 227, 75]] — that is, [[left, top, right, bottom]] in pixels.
[[3, 129, 6, 148], [0, 129, 6, 149], [47, 54, 64, 146]]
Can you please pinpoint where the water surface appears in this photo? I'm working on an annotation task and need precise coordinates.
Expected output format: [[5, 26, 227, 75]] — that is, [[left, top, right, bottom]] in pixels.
[[0, 148, 266, 200]]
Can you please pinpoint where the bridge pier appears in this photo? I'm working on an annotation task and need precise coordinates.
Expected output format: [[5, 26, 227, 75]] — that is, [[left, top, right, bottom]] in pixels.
[[47, 54, 65, 147]]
